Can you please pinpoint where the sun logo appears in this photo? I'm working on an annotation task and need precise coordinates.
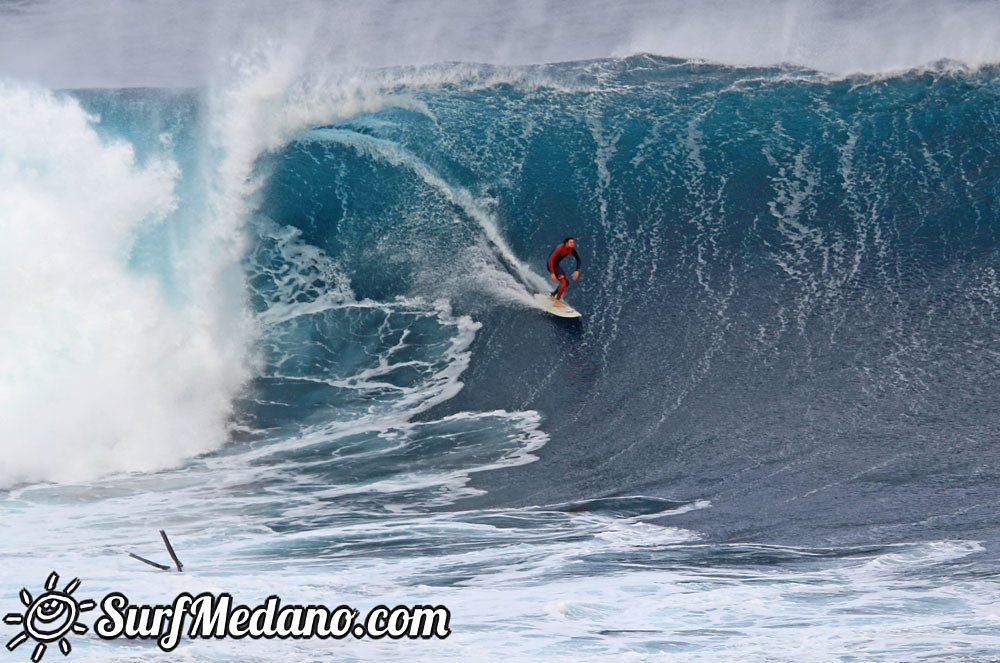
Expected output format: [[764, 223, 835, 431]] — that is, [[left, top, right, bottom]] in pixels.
[[3, 572, 95, 662]]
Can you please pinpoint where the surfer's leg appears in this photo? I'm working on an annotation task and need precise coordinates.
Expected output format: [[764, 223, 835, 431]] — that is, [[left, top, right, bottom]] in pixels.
[[554, 275, 568, 300], [551, 265, 567, 298]]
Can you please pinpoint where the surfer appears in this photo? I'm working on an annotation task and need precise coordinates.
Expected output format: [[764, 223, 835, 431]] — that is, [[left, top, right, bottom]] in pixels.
[[547, 236, 581, 307]]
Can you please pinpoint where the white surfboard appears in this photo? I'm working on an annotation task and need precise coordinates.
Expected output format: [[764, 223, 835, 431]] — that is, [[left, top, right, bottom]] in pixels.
[[534, 293, 582, 318]]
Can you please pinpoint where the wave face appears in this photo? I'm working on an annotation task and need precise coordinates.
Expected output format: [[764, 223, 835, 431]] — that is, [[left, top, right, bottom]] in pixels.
[[251, 57, 1000, 544], [3, 55, 1000, 661]]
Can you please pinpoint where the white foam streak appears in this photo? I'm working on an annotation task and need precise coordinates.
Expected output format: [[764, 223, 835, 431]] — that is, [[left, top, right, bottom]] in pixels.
[[306, 127, 549, 301]]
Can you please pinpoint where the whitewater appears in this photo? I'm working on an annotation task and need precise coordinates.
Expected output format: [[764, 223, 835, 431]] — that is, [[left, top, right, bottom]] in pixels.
[[2, 1, 1000, 661]]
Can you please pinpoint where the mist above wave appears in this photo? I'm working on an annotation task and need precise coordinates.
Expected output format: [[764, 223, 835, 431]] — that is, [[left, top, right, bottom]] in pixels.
[[1, 0, 998, 88]]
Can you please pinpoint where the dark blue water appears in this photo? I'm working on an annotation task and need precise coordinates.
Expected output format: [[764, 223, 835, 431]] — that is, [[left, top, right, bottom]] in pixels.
[[247, 57, 1000, 549]]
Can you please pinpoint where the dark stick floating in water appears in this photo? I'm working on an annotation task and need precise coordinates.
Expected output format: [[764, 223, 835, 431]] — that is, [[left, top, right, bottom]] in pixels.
[[127, 553, 171, 572], [127, 532, 183, 572], [159, 530, 183, 572]]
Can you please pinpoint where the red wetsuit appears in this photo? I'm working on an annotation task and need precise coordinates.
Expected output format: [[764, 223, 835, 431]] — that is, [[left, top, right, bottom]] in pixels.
[[547, 243, 581, 300]]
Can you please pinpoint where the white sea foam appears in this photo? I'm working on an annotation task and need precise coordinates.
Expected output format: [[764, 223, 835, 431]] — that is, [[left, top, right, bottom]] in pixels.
[[2, 474, 994, 663], [0, 83, 249, 486]]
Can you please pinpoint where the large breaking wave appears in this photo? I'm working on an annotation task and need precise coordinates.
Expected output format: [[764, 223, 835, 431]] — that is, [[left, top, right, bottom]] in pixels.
[[3, 4, 1000, 658]]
